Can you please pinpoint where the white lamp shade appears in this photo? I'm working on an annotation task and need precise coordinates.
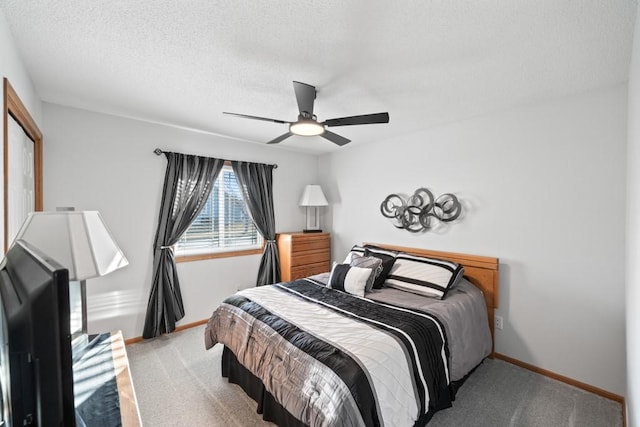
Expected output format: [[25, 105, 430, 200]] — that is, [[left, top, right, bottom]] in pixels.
[[299, 185, 328, 207], [13, 211, 129, 280]]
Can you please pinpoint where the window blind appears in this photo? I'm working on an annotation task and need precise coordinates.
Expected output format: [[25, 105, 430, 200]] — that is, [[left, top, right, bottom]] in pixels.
[[176, 166, 260, 252]]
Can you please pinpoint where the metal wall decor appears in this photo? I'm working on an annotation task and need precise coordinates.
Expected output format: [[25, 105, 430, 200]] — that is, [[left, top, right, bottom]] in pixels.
[[380, 188, 462, 232]]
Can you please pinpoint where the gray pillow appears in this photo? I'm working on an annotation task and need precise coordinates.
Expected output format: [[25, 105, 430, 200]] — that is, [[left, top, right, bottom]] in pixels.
[[349, 254, 383, 292]]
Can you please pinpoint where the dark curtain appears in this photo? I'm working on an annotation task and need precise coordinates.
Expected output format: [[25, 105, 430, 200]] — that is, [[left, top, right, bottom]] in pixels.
[[143, 152, 224, 338], [231, 161, 280, 286]]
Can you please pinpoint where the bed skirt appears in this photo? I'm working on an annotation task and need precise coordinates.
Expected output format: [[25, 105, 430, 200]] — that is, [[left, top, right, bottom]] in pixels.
[[221, 345, 478, 426], [222, 346, 306, 427]]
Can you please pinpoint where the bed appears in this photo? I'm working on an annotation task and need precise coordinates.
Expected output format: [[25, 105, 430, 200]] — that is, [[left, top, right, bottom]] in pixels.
[[205, 243, 499, 426]]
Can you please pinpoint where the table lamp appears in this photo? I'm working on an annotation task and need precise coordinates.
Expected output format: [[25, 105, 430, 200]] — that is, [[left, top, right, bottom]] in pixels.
[[299, 185, 328, 233], [12, 211, 129, 334]]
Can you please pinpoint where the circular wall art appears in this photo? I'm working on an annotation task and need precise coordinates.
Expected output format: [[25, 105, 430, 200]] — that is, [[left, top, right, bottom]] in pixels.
[[380, 187, 461, 232]]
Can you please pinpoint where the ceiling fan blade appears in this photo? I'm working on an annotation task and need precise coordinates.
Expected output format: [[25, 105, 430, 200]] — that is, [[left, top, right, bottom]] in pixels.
[[323, 112, 389, 127], [321, 130, 350, 146], [267, 132, 293, 144], [293, 81, 316, 116], [223, 112, 289, 124]]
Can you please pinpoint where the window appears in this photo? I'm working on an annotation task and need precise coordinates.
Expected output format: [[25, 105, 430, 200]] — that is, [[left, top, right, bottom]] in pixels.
[[175, 164, 262, 258]]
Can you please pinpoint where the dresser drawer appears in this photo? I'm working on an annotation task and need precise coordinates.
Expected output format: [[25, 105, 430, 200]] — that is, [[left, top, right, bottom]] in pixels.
[[290, 249, 330, 267], [291, 235, 330, 253], [290, 262, 331, 280]]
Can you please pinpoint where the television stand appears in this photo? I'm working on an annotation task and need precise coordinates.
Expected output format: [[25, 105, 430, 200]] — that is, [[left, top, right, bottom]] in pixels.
[[73, 331, 142, 426]]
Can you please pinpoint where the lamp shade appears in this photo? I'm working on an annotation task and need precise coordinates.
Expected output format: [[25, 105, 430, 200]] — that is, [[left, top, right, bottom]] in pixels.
[[299, 185, 328, 207], [13, 211, 128, 281]]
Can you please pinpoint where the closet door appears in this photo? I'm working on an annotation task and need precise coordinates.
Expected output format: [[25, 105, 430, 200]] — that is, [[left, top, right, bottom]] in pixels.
[[3, 78, 43, 254], [6, 116, 34, 246]]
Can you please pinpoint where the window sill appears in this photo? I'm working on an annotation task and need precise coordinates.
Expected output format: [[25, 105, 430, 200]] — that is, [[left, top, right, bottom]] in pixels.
[[175, 247, 263, 263]]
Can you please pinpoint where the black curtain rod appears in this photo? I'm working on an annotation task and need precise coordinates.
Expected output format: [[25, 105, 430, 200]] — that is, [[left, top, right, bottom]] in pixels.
[[153, 148, 277, 169]]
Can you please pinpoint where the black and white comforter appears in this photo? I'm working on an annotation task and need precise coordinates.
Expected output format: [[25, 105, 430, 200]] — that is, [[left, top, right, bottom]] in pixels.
[[205, 278, 458, 426]]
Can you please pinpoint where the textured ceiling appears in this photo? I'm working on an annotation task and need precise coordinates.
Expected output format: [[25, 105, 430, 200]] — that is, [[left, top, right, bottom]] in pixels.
[[1, 0, 637, 154]]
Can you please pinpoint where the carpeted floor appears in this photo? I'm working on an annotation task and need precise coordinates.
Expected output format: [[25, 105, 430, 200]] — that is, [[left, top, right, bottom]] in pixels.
[[126, 325, 622, 427]]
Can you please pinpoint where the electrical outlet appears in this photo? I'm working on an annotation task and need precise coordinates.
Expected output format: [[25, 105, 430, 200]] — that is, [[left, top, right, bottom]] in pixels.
[[495, 315, 504, 330]]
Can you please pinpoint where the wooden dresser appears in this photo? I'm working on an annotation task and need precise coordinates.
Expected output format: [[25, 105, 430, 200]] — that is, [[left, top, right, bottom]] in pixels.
[[277, 232, 331, 281]]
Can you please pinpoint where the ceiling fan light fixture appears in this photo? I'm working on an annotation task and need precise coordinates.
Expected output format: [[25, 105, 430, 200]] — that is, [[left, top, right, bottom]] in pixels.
[[290, 120, 325, 136], [224, 81, 388, 145]]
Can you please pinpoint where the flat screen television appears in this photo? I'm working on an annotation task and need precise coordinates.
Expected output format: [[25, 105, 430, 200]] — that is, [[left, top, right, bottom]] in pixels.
[[0, 240, 75, 426]]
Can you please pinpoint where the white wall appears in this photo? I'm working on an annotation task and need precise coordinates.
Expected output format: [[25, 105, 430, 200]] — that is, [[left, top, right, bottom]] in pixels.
[[42, 103, 318, 339], [627, 7, 640, 426], [0, 10, 41, 125], [319, 85, 627, 395]]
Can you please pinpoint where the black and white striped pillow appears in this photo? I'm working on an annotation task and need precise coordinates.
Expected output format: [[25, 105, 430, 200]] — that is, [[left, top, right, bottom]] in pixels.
[[385, 253, 464, 299], [328, 263, 374, 297]]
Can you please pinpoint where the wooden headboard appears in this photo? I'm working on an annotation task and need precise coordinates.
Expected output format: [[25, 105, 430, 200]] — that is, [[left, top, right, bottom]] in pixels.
[[366, 243, 499, 355]]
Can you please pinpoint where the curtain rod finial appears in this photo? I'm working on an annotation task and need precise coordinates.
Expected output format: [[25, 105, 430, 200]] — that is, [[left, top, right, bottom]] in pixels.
[[154, 148, 163, 156]]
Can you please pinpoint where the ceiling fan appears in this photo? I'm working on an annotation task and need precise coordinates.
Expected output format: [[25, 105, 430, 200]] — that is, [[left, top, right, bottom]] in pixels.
[[223, 81, 390, 146]]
